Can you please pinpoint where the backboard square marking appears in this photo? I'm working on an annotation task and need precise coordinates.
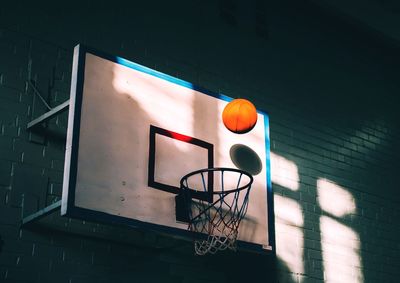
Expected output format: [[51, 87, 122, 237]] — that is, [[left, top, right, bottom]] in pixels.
[[148, 125, 214, 201]]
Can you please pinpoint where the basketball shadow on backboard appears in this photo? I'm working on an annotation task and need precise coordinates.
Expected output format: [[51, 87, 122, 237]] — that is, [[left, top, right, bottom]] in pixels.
[[230, 144, 263, 175]]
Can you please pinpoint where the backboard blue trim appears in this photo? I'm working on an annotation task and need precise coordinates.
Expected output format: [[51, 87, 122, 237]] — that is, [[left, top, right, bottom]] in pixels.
[[264, 115, 275, 254], [83, 46, 239, 106], [116, 57, 195, 91]]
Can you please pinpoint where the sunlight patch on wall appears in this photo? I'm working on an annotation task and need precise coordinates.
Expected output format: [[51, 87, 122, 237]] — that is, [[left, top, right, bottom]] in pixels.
[[318, 178, 362, 282], [271, 152, 299, 191], [320, 216, 363, 282], [317, 179, 356, 217], [275, 194, 304, 279]]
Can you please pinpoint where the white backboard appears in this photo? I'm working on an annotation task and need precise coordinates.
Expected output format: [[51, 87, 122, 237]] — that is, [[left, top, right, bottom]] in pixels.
[[62, 45, 273, 252]]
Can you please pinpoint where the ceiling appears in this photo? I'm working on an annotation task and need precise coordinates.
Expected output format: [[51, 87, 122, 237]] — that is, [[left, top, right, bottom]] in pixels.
[[309, 0, 400, 47]]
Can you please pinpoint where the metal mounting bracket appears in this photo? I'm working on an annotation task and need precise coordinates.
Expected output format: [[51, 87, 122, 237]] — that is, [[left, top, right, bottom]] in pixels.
[[27, 100, 70, 130], [22, 200, 62, 227], [20, 201, 181, 250], [26, 80, 70, 130]]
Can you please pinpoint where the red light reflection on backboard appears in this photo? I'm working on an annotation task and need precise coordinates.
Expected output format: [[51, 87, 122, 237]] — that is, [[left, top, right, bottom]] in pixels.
[[169, 132, 193, 143]]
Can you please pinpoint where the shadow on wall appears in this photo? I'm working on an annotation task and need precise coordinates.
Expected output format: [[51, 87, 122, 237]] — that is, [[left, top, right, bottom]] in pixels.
[[276, 257, 297, 283], [0, 234, 3, 253], [205, 250, 298, 283], [205, 249, 285, 283]]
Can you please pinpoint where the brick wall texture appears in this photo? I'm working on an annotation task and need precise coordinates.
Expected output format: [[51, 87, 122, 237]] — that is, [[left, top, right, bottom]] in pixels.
[[0, 1, 399, 282]]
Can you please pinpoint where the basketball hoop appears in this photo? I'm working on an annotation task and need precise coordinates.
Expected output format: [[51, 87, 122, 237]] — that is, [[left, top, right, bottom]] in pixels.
[[179, 168, 253, 255]]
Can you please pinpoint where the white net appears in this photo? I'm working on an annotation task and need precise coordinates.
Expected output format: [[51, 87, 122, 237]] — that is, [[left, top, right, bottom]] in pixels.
[[181, 168, 253, 255]]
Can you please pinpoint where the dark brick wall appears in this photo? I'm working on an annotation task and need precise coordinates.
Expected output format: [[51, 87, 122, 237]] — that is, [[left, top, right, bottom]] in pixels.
[[0, 1, 399, 282]]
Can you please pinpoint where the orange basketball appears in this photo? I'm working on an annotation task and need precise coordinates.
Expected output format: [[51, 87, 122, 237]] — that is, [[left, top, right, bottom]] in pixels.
[[222, 99, 257, 134]]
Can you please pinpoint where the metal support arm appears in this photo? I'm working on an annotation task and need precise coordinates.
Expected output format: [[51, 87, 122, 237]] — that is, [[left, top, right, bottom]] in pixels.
[[27, 100, 70, 130], [26, 80, 70, 130], [22, 201, 62, 227]]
